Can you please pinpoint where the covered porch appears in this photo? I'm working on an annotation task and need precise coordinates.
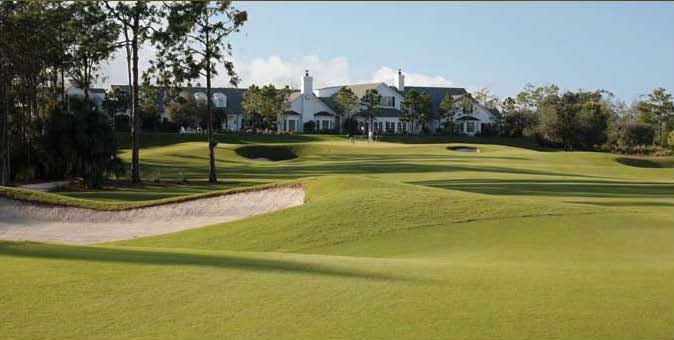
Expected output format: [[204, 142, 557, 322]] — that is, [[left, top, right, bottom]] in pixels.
[[279, 111, 302, 132], [314, 111, 337, 131], [455, 116, 482, 136]]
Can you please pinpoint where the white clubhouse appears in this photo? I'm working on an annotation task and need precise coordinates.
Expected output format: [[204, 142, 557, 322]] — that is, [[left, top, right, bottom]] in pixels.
[[74, 69, 501, 136]]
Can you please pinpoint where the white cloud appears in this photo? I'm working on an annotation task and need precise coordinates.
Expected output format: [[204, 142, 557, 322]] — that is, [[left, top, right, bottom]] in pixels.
[[231, 55, 352, 89], [98, 53, 469, 91], [97, 43, 156, 87], [367, 66, 457, 87]]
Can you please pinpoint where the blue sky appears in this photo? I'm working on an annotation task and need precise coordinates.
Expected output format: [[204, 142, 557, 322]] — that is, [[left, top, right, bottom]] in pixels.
[[102, 1, 673, 102]]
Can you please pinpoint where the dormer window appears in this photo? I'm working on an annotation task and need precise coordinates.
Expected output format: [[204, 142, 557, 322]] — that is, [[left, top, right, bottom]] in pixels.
[[213, 93, 227, 108], [379, 96, 395, 107], [462, 99, 474, 114], [194, 92, 208, 103]]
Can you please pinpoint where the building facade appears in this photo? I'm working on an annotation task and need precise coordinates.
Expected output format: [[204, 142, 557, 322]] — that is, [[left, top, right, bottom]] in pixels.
[[278, 69, 500, 136], [78, 70, 500, 136]]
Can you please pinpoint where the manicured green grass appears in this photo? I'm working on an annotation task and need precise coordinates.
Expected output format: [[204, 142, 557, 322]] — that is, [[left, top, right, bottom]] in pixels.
[[1, 134, 672, 340], [0, 180, 301, 211]]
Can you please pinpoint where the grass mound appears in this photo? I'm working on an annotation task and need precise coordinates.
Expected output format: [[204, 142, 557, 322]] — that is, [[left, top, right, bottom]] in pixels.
[[0, 181, 301, 211], [114, 176, 603, 253], [235, 145, 298, 161]]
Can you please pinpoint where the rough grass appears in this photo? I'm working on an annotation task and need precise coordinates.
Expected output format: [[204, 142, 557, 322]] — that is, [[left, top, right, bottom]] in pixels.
[[1, 133, 672, 340]]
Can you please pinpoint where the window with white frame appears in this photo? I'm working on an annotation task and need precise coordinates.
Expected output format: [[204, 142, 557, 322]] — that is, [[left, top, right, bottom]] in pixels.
[[466, 121, 476, 133], [194, 92, 207, 103], [288, 120, 296, 131], [213, 93, 226, 108], [379, 96, 395, 107]]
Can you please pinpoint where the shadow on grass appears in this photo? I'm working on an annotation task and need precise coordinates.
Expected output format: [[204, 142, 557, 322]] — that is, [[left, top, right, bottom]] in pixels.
[[116, 132, 326, 149], [616, 156, 674, 169], [566, 200, 674, 207], [310, 153, 531, 162], [138, 159, 604, 183], [413, 179, 674, 198], [57, 181, 259, 202], [0, 242, 414, 282], [379, 135, 556, 151]]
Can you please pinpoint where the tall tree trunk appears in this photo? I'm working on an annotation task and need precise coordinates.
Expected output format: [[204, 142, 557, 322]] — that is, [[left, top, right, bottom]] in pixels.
[[205, 21, 217, 184], [0, 81, 9, 185], [207, 68, 217, 183], [83, 76, 90, 112], [61, 66, 66, 111], [130, 11, 141, 183]]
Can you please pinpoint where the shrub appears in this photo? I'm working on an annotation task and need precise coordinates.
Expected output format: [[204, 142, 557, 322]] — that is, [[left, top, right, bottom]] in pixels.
[[342, 117, 358, 135], [303, 121, 316, 133], [38, 100, 124, 188], [160, 118, 178, 132], [501, 111, 538, 137], [479, 123, 499, 137], [668, 131, 674, 151], [617, 122, 655, 147], [114, 115, 131, 132], [601, 122, 669, 155]]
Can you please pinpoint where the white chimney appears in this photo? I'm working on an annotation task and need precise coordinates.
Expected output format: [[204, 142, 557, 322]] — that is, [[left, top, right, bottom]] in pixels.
[[395, 69, 405, 92], [301, 70, 313, 95]]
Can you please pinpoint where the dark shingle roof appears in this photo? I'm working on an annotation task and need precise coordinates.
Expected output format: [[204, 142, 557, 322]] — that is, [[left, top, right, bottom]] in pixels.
[[455, 115, 481, 121], [313, 111, 334, 117], [111, 85, 247, 115], [398, 86, 467, 116], [317, 96, 338, 112], [487, 107, 502, 118], [318, 83, 383, 99]]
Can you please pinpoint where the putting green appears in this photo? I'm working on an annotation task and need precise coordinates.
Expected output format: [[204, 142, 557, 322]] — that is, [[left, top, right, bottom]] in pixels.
[[1, 135, 672, 340]]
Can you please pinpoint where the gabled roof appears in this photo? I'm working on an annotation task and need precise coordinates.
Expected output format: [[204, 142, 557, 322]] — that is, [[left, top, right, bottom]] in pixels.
[[487, 107, 502, 118], [318, 82, 385, 99], [398, 86, 468, 116], [287, 91, 303, 102], [317, 96, 338, 112]]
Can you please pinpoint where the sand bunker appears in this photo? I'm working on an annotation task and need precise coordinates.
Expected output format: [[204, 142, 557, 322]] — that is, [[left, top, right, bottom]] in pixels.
[[0, 187, 304, 244], [235, 145, 298, 161], [447, 146, 480, 153]]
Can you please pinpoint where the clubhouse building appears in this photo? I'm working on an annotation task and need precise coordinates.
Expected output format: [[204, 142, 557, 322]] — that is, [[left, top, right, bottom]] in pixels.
[[75, 70, 501, 136]]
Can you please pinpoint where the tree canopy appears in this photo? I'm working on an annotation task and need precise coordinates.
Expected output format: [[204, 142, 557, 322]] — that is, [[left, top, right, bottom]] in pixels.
[[242, 84, 291, 128]]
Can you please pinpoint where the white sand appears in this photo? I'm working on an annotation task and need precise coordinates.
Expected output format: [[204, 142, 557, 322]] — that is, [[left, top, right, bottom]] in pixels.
[[18, 180, 71, 192], [0, 187, 304, 244]]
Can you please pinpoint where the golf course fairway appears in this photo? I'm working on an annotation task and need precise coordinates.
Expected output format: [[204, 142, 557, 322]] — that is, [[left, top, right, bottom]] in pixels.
[[1, 135, 672, 340]]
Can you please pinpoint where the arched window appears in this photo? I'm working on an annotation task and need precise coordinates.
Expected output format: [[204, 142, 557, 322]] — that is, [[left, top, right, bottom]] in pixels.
[[193, 92, 208, 103], [212, 93, 227, 108]]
